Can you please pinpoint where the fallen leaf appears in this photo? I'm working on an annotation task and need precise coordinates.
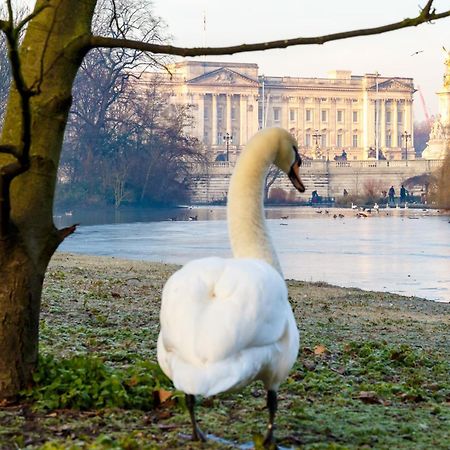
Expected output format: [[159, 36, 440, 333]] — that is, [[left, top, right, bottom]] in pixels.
[[314, 345, 328, 356], [357, 391, 382, 404], [157, 389, 172, 403]]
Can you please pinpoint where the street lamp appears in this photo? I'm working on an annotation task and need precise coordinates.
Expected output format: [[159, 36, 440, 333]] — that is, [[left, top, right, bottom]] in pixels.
[[312, 129, 321, 159], [401, 131, 411, 161], [223, 132, 233, 161]]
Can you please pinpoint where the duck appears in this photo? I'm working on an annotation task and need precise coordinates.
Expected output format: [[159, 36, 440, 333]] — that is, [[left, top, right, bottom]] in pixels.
[[157, 128, 304, 447]]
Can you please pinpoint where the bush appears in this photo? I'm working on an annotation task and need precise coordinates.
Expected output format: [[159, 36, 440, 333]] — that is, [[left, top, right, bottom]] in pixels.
[[21, 355, 175, 411]]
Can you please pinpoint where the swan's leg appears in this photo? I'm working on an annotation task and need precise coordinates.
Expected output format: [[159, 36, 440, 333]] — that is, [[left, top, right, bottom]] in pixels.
[[185, 394, 207, 442], [263, 390, 278, 448]]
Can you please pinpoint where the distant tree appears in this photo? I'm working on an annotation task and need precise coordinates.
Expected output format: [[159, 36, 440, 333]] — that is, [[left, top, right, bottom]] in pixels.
[[0, 0, 449, 400], [413, 119, 432, 157]]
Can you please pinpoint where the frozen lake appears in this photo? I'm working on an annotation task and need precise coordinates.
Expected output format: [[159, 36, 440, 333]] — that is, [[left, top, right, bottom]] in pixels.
[[57, 206, 450, 302]]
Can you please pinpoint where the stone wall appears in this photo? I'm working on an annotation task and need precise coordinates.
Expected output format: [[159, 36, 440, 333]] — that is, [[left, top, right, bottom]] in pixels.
[[189, 160, 443, 204]]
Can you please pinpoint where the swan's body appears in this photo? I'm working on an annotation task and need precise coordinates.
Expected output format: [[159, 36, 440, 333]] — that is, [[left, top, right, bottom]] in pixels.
[[157, 257, 298, 397], [157, 127, 305, 445]]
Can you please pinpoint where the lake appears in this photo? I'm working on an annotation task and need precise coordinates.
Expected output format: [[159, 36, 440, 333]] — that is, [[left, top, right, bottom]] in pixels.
[[56, 206, 450, 302]]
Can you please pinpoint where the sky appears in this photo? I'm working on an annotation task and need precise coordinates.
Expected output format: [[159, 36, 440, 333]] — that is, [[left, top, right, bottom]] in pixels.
[[150, 0, 450, 122], [14, 0, 450, 122]]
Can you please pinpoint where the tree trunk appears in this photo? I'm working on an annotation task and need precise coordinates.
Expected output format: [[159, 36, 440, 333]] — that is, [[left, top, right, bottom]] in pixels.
[[0, 237, 47, 398], [0, 0, 96, 400]]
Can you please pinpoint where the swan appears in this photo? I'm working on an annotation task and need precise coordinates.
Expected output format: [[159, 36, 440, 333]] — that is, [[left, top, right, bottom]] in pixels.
[[157, 127, 305, 447]]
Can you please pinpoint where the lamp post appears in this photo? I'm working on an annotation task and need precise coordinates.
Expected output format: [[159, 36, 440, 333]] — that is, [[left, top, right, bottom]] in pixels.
[[223, 132, 233, 161], [401, 131, 411, 161], [312, 129, 321, 159]]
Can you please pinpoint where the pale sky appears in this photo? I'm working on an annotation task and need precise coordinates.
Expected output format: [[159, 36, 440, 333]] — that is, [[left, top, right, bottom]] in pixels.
[[151, 0, 450, 122], [14, 0, 450, 121]]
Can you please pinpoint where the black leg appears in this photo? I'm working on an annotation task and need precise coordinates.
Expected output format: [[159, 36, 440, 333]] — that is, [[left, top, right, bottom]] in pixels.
[[263, 390, 278, 449], [185, 394, 207, 442]]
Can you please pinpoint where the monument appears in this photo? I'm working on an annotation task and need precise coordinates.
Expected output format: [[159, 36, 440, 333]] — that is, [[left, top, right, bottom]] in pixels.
[[422, 47, 450, 159]]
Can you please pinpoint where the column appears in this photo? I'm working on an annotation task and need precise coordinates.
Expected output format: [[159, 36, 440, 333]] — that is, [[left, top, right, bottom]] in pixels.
[[405, 99, 413, 148], [380, 99, 386, 148], [211, 94, 217, 146], [346, 98, 352, 148], [197, 93, 204, 142], [226, 94, 232, 134], [239, 94, 247, 146], [362, 91, 370, 158], [392, 99, 398, 147], [330, 98, 337, 147]]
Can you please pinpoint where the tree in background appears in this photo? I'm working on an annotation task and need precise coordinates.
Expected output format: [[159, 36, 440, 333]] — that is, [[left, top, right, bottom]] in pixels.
[[0, 0, 449, 400], [413, 119, 432, 157]]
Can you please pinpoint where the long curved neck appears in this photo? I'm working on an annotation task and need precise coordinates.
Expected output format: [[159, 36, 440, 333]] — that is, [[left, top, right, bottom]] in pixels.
[[227, 141, 282, 275]]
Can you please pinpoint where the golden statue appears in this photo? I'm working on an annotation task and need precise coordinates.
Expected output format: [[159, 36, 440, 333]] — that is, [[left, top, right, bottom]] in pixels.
[[443, 46, 450, 89]]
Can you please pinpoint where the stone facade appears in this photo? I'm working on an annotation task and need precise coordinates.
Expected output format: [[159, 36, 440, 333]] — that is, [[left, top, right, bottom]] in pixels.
[[189, 160, 441, 204], [422, 50, 450, 159], [142, 60, 416, 162]]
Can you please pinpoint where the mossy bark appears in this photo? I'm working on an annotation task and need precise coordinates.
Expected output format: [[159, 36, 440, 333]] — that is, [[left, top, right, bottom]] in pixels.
[[0, 0, 96, 400]]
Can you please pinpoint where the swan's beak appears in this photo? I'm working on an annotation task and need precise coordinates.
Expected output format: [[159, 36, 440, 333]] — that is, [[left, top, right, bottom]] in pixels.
[[288, 153, 305, 193]]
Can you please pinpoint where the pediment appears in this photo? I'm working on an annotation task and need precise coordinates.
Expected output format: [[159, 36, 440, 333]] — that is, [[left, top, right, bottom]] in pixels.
[[369, 78, 414, 92], [188, 67, 259, 86]]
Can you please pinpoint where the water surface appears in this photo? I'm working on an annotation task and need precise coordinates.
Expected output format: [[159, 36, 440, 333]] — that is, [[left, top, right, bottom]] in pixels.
[[57, 207, 450, 302]]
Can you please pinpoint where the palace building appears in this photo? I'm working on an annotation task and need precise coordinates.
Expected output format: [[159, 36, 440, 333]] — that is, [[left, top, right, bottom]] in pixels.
[[141, 60, 416, 162]]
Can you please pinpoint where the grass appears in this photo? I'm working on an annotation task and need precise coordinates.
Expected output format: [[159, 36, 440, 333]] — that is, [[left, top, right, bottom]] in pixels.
[[0, 252, 449, 449]]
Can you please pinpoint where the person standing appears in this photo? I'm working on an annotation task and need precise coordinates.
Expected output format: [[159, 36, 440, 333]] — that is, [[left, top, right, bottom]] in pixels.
[[388, 186, 395, 205], [400, 185, 406, 204]]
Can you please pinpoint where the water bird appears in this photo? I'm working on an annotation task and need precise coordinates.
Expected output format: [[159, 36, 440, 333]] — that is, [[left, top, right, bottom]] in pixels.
[[280, 215, 289, 220], [411, 50, 424, 56], [373, 203, 380, 212], [188, 215, 198, 221], [157, 128, 304, 446], [351, 202, 358, 210], [338, 213, 345, 218]]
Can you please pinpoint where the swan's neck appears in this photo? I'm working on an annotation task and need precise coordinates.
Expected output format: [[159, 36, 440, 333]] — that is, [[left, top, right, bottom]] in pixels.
[[227, 144, 282, 275]]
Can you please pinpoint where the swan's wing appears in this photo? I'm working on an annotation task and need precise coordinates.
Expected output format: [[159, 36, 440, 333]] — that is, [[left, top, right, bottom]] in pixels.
[[159, 257, 291, 366]]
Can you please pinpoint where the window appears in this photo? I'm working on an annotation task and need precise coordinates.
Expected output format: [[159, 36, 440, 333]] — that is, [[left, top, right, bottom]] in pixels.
[[305, 109, 312, 121], [337, 134, 343, 147], [273, 107, 280, 122], [289, 108, 296, 121], [386, 111, 391, 124], [337, 110, 344, 123], [321, 134, 327, 147], [305, 133, 311, 147], [217, 105, 223, 121], [321, 110, 328, 122], [352, 111, 358, 122], [397, 111, 403, 123], [204, 106, 209, 121], [386, 132, 392, 147], [352, 134, 358, 148]]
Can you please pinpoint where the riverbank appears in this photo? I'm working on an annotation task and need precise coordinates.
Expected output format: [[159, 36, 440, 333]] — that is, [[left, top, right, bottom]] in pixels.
[[1, 253, 449, 449]]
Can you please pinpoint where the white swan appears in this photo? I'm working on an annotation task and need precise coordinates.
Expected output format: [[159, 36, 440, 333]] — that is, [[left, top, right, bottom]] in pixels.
[[157, 127, 304, 446]]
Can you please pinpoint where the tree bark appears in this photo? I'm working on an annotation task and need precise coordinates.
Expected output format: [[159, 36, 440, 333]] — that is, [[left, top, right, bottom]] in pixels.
[[0, 0, 96, 400]]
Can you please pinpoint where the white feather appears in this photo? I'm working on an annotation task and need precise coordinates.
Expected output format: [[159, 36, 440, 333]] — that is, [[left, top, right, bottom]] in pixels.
[[157, 127, 300, 400]]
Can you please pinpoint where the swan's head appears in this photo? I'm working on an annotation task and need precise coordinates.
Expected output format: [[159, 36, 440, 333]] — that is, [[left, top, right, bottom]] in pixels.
[[273, 129, 305, 193]]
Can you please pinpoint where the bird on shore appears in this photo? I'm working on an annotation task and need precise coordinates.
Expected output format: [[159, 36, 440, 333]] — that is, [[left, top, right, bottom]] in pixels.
[[157, 128, 304, 447], [188, 215, 198, 221]]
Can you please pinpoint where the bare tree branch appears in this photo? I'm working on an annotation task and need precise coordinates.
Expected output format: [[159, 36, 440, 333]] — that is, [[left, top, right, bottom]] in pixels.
[[89, 0, 450, 56]]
